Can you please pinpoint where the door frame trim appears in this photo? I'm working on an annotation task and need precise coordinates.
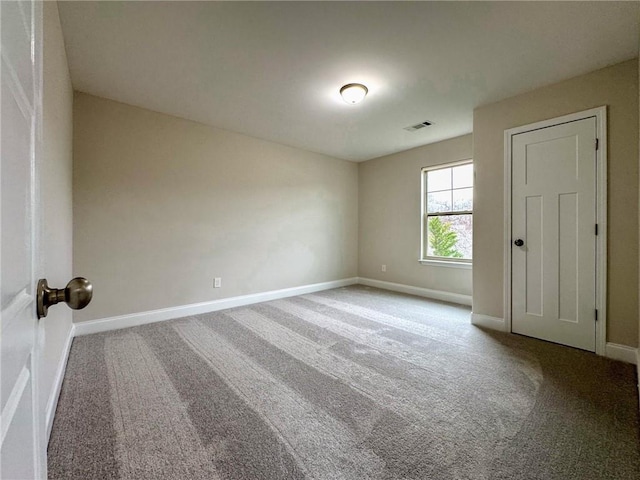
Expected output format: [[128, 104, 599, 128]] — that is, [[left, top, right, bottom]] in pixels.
[[503, 106, 607, 355]]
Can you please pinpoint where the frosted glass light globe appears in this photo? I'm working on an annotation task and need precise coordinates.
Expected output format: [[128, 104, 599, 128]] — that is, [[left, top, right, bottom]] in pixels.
[[340, 83, 368, 104]]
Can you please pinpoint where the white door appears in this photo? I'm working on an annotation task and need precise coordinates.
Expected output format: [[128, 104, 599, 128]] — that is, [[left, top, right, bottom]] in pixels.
[[511, 117, 597, 351], [0, 1, 45, 478]]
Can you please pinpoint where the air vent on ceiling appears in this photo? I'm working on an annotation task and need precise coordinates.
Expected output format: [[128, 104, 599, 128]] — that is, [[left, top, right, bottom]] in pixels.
[[403, 121, 434, 132]]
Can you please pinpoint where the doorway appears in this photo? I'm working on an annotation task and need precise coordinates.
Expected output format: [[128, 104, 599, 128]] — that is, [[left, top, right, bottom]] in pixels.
[[504, 107, 607, 353]]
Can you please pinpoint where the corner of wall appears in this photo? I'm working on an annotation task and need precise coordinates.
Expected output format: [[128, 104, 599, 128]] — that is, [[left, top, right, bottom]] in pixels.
[[41, 0, 75, 436], [45, 323, 75, 441]]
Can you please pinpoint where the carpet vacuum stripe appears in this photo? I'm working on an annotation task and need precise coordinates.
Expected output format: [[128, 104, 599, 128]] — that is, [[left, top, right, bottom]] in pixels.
[[104, 333, 221, 479], [174, 319, 387, 479]]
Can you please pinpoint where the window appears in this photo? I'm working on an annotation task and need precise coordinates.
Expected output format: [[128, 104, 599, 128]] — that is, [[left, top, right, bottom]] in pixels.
[[421, 161, 473, 265]]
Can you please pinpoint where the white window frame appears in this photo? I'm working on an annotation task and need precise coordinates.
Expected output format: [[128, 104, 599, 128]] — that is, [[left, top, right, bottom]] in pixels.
[[420, 159, 473, 269]]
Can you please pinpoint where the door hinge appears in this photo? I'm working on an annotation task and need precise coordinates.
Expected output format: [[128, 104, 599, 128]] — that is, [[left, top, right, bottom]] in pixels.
[[595, 138, 599, 150], [595, 224, 598, 235], [595, 309, 598, 321]]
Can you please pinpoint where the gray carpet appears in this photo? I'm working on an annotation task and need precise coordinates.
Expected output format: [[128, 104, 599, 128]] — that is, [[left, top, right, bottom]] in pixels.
[[48, 286, 640, 479]]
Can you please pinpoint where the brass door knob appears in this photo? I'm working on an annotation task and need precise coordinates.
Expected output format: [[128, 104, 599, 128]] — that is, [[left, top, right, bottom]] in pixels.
[[37, 277, 93, 319]]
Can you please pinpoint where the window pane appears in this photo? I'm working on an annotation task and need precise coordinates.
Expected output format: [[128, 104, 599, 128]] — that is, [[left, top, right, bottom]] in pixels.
[[427, 168, 451, 192], [453, 187, 473, 211], [427, 214, 472, 259], [427, 191, 451, 213], [452, 164, 473, 189]]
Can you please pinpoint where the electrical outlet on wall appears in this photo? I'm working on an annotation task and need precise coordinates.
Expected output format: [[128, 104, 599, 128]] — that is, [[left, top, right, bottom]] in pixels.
[[214, 277, 222, 288], [381, 265, 386, 272]]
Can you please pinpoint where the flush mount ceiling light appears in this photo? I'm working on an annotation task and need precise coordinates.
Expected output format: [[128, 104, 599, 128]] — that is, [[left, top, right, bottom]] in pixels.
[[340, 83, 368, 104]]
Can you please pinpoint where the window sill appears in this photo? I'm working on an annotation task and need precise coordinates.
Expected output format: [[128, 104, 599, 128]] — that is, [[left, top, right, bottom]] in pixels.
[[419, 259, 472, 270]]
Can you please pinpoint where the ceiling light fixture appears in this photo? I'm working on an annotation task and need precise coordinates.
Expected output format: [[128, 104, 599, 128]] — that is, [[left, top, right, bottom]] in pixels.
[[340, 83, 368, 104]]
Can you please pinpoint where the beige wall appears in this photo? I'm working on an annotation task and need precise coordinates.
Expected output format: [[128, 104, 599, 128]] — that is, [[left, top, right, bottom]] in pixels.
[[474, 59, 639, 347], [73, 93, 358, 322], [358, 134, 472, 296], [41, 2, 74, 423]]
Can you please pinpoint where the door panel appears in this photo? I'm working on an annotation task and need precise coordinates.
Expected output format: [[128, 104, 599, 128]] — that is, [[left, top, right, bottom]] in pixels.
[[511, 117, 597, 351], [0, 0, 44, 477], [1, 2, 34, 105], [558, 193, 578, 322], [1, 365, 35, 480], [524, 195, 542, 316], [1, 63, 32, 305]]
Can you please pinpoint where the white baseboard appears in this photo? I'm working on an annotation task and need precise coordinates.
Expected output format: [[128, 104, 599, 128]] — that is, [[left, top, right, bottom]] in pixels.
[[74, 277, 359, 336], [470, 313, 507, 332], [357, 277, 472, 306], [45, 323, 75, 442], [604, 342, 638, 365]]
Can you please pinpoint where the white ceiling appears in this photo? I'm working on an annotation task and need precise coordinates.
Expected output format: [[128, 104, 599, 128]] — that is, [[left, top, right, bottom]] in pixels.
[[58, 1, 639, 162]]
